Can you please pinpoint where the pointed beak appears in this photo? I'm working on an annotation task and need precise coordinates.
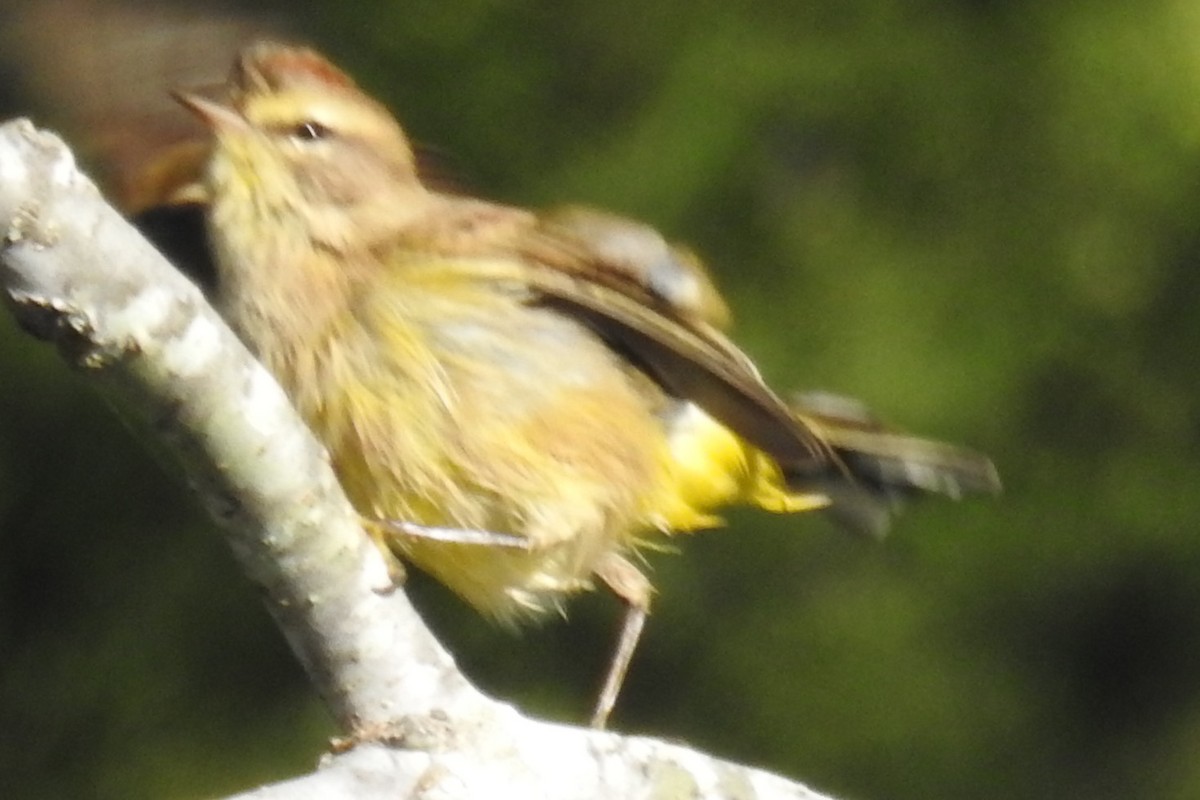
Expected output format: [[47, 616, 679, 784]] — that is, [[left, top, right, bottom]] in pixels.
[[172, 90, 248, 134]]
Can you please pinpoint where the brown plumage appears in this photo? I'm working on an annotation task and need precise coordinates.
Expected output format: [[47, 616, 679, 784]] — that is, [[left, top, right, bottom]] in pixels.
[[168, 42, 999, 727]]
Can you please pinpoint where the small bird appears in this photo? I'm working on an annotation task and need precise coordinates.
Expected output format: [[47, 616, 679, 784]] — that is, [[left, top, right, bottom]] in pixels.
[[170, 42, 999, 728]]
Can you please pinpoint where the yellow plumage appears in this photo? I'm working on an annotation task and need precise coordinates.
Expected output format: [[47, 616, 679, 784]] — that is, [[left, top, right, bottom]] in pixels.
[[173, 42, 999, 725]]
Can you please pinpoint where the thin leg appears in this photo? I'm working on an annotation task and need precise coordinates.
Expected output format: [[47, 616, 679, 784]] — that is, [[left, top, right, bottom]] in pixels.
[[591, 552, 653, 729], [362, 517, 530, 591], [373, 518, 530, 549]]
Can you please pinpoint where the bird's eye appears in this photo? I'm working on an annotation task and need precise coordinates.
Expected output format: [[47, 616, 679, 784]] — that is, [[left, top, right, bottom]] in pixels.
[[291, 121, 331, 142]]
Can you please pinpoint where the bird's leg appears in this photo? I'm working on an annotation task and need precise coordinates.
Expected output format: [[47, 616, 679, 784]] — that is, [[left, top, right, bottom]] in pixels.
[[373, 518, 530, 549], [591, 552, 653, 729], [362, 518, 530, 589]]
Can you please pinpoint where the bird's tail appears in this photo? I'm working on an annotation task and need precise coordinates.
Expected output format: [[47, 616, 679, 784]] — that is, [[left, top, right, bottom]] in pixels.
[[783, 391, 1001, 537], [652, 393, 998, 538]]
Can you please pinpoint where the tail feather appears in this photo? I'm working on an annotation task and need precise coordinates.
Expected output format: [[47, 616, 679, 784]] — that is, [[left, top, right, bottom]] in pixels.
[[787, 392, 1000, 538]]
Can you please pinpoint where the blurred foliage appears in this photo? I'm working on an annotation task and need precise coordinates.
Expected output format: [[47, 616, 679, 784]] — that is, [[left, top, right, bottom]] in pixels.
[[3, 0, 1200, 798]]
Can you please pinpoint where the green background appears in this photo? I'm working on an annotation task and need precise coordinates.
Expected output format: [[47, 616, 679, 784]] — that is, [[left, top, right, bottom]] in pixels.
[[4, 1, 1200, 798]]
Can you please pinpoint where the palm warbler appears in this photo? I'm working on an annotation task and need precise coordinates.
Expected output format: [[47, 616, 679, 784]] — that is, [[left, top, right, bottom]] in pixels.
[[168, 42, 999, 728]]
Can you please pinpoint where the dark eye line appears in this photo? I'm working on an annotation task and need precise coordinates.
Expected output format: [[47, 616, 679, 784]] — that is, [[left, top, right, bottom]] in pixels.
[[269, 120, 334, 143]]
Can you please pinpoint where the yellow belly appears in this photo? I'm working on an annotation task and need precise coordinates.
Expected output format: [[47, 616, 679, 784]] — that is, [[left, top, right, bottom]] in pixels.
[[245, 257, 819, 622], [282, 274, 669, 620]]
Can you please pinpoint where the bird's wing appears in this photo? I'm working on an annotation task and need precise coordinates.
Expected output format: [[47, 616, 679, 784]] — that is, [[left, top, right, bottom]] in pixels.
[[494, 209, 835, 475], [485, 206, 999, 509]]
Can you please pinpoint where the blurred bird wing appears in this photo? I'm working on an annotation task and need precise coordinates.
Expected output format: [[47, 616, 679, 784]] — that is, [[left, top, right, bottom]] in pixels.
[[398, 200, 832, 474], [511, 252, 832, 474], [532, 206, 732, 328], [503, 218, 1000, 515]]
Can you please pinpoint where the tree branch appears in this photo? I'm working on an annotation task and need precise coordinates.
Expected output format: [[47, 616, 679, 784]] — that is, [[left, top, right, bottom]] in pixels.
[[0, 118, 838, 800]]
